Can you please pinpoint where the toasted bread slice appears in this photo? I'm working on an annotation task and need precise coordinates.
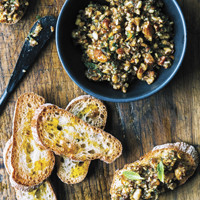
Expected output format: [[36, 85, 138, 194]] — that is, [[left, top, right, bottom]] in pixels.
[[11, 93, 55, 191], [57, 95, 107, 184], [66, 95, 107, 129], [32, 104, 122, 163], [3, 139, 57, 200], [56, 157, 91, 184], [110, 142, 199, 200], [0, 0, 29, 24], [15, 180, 57, 200]]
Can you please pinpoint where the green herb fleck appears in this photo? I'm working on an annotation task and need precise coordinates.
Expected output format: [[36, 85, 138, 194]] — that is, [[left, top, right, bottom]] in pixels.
[[36, 15, 41, 20], [101, 48, 108, 54], [84, 62, 97, 69], [122, 171, 145, 180], [157, 161, 164, 183], [112, 43, 118, 48], [127, 32, 131, 38], [108, 36, 114, 41]]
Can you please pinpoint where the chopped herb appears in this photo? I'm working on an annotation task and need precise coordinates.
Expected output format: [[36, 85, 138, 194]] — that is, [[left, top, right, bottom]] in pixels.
[[101, 48, 108, 54], [126, 32, 135, 40], [36, 15, 41, 20], [108, 36, 114, 41], [84, 62, 97, 69], [112, 43, 118, 48], [127, 32, 131, 38], [157, 161, 164, 183], [123, 171, 145, 180], [106, 46, 110, 52]]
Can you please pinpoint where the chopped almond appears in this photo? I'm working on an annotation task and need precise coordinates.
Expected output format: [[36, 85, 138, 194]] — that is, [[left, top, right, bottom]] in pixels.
[[142, 21, 154, 41], [94, 49, 108, 63], [144, 53, 155, 65]]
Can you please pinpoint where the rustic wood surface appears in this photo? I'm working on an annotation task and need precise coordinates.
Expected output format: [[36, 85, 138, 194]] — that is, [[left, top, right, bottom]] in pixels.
[[0, 0, 199, 199]]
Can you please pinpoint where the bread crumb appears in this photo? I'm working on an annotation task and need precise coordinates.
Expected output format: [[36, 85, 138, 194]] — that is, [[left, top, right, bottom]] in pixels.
[[29, 38, 38, 47], [50, 26, 54, 32], [32, 23, 43, 37]]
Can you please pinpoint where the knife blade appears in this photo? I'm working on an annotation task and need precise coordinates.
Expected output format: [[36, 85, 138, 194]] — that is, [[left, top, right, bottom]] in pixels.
[[0, 16, 57, 114]]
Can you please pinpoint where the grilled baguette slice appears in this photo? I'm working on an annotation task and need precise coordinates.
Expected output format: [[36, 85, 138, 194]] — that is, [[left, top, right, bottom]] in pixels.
[[57, 95, 107, 184], [32, 104, 122, 163], [56, 157, 91, 184], [110, 142, 199, 200], [3, 139, 57, 200], [15, 180, 57, 200], [66, 95, 107, 129], [11, 93, 55, 191]]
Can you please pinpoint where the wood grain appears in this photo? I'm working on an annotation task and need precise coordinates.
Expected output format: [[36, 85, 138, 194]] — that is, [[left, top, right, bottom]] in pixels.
[[0, 0, 199, 199]]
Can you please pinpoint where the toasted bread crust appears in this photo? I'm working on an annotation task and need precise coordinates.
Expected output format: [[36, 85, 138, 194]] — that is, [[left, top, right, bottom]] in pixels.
[[32, 103, 122, 163], [3, 138, 13, 175], [11, 93, 55, 190], [110, 142, 199, 199]]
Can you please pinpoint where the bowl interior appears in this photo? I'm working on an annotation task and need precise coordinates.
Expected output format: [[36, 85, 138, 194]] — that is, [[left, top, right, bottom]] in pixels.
[[56, 0, 186, 102]]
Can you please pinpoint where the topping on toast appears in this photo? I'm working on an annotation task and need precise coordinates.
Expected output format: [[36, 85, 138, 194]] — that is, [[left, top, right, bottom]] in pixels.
[[110, 142, 199, 200]]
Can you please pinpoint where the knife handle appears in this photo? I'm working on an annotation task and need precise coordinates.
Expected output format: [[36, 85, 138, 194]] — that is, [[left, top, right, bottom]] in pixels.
[[0, 68, 24, 113], [0, 90, 9, 113]]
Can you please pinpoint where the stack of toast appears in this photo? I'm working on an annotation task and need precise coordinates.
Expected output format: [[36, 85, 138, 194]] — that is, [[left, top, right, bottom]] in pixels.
[[3, 93, 122, 199]]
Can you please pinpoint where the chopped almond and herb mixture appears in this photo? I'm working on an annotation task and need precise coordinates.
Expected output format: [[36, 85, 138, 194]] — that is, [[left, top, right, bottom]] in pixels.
[[0, 0, 29, 24], [72, 0, 175, 93], [27, 22, 43, 47], [110, 149, 194, 200]]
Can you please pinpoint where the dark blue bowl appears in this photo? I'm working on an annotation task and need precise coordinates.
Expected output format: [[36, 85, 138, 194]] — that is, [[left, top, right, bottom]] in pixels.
[[56, 0, 187, 102]]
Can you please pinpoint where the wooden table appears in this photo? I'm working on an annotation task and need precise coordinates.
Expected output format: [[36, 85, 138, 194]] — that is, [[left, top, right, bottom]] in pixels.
[[0, 0, 199, 199]]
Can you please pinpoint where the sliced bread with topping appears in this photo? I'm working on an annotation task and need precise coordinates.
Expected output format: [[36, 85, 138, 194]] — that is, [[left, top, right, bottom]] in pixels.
[[57, 95, 107, 184], [32, 103, 122, 163], [110, 142, 199, 200], [3, 139, 57, 200], [11, 93, 55, 191], [0, 0, 29, 24]]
